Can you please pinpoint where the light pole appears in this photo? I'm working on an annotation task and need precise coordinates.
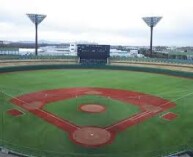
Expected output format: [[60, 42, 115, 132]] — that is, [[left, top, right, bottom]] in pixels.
[[27, 14, 46, 56], [142, 17, 162, 57]]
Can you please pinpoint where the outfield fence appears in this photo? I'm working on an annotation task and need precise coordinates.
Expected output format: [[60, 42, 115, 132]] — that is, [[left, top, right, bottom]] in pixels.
[[0, 64, 192, 79], [0, 54, 77, 60], [110, 56, 193, 65], [1, 54, 193, 65]]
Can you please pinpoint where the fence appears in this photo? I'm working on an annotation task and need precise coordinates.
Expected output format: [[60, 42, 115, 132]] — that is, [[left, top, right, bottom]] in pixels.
[[0, 64, 192, 79], [110, 56, 193, 65], [1, 54, 193, 65], [0, 54, 77, 60]]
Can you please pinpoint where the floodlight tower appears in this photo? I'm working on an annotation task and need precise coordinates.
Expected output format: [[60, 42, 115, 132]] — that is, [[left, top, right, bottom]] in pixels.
[[27, 14, 46, 55], [142, 17, 162, 56]]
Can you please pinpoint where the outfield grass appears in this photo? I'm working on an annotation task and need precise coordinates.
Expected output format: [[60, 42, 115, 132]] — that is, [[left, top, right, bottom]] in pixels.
[[0, 69, 193, 157]]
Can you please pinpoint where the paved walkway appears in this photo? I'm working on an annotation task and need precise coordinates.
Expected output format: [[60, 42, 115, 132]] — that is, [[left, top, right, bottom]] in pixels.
[[0, 152, 18, 157]]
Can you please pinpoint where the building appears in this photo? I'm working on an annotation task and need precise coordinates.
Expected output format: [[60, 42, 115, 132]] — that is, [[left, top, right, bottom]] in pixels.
[[69, 43, 77, 53]]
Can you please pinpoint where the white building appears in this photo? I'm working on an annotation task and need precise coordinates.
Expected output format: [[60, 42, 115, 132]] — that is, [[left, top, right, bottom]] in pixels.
[[130, 49, 138, 55], [69, 43, 77, 53]]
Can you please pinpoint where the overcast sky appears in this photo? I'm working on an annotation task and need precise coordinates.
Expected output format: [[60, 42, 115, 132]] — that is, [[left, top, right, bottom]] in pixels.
[[0, 0, 193, 46]]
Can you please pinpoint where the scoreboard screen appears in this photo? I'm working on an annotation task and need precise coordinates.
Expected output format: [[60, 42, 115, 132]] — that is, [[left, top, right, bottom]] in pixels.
[[77, 44, 110, 59]]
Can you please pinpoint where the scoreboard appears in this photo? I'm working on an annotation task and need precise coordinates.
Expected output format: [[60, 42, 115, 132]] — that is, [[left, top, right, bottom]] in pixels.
[[77, 44, 110, 63]]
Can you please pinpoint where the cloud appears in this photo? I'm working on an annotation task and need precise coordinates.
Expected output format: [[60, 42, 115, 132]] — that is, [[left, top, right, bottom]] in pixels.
[[0, 0, 193, 45]]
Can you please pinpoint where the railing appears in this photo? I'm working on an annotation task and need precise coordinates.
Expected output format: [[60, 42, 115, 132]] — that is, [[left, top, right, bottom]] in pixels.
[[1, 54, 193, 65], [1, 141, 193, 157], [0, 54, 77, 60], [110, 56, 193, 65]]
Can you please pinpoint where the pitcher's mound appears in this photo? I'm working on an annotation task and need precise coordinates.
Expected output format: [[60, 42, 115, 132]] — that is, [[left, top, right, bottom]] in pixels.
[[80, 104, 106, 113], [72, 127, 112, 147]]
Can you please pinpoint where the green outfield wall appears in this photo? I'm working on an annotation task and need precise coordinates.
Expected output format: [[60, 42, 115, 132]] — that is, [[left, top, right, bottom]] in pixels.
[[0, 64, 193, 79]]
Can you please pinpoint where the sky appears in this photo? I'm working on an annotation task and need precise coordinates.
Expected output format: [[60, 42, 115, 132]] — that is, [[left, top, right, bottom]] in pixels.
[[0, 0, 193, 46]]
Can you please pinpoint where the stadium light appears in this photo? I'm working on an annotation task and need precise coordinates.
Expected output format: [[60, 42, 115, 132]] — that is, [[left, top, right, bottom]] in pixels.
[[27, 13, 46, 56], [142, 16, 162, 56]]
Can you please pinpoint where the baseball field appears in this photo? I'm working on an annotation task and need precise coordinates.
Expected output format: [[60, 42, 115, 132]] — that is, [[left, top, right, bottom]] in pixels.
[[0, 66, 193, 157]]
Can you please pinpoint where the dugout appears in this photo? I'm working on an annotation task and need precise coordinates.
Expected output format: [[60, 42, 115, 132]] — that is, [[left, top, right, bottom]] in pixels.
[[77, 44, 110, 64]]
